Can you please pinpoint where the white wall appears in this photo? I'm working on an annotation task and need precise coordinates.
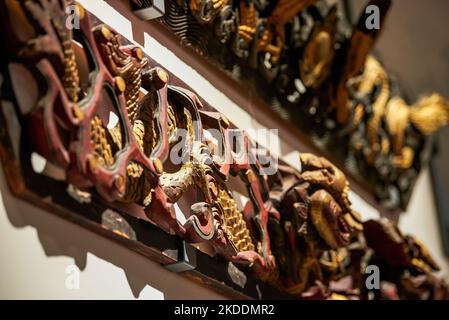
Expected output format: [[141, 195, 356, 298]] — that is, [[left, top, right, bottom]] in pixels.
[[0, 0, 447, 300]]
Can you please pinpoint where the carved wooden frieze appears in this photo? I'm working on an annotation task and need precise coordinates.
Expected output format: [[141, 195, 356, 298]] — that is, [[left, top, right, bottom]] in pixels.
[[159, 0, 449, 212], [0, 0, 448, 299]]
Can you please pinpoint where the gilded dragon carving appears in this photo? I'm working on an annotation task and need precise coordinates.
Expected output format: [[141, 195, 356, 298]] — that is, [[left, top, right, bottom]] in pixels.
[[350, 56, 449, 171], [264, 153, 363, 296]]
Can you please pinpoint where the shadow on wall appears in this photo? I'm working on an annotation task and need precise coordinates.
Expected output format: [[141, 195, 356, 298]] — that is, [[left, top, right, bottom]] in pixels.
[[0, 165, 225, 300]]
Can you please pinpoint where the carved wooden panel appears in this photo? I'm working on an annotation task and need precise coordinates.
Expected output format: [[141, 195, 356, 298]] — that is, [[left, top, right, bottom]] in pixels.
[[0, 0, 447, 299], [157, 0, 449, 212]]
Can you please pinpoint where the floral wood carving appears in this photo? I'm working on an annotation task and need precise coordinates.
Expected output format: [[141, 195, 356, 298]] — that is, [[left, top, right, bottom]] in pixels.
[[0, 1, 448, 299]]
